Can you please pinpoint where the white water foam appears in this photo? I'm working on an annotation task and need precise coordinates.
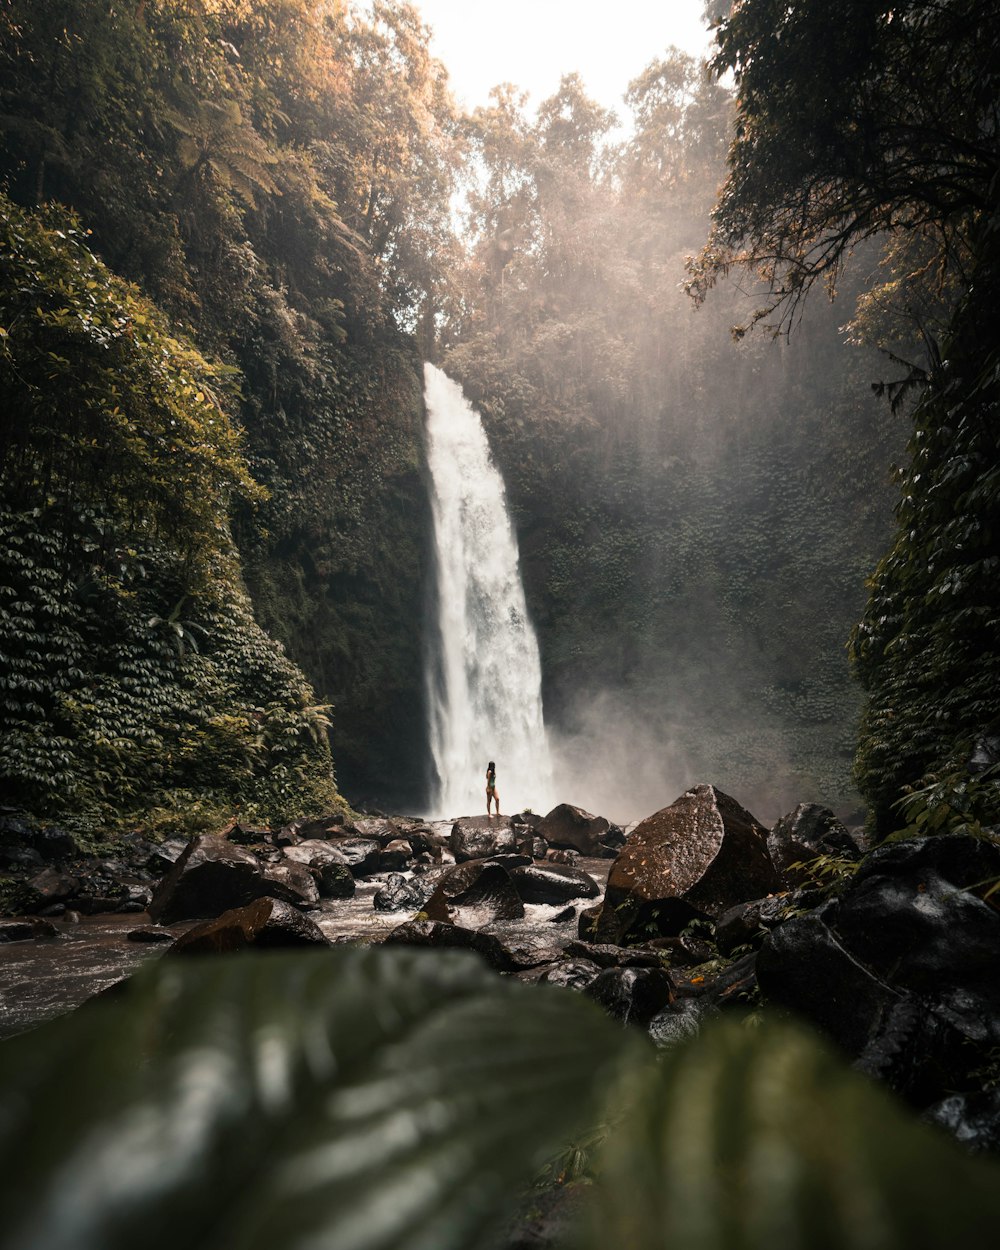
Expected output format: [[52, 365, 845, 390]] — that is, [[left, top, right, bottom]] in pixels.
[[423, 363, 555, 819]]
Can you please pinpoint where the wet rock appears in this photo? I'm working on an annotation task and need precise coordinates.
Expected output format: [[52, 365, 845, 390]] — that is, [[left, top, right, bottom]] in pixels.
[[262, 861, 319, 907], [273, 826, 300, 847], [145, 837, 190, 875], [149, 836, 284, 923], [0, 845, 43, 871], [226, 823, 271, 846], [351, 817, 400, 846], [757, 908, 903, 1055], [924, 1089, 1000, 1155], [537, 804, 621, 857], [550, 905, 576, 923], [0, 917, 59, 942], [282, 841, 355, 898], [170, 897, 329, 954], [380, 839, 413, 871], [853, 995, 971, 1107], [449, 818, 518, 862], [115, 882, 154, 913], [715, 893, 802, 954], [768, 803, 862, 885], [325, 837, 382, 877], [538, 958, 603, 991], [423, 860, 524, 926], [584, 965, 675, 1025], [127, 927, 176, 943], [24, 867, 79, 910], [696, 951, 759, 1010], [289, 813, 347, 840], [643, 932, 717, 968], [382, 919, 519, 972], [373, 873, 434, 913], [561, 940, 665, 970], [593, 784, 779, 944], [405, 827, 447, 860], [577, 903, 602, 941], [24, 826, 80, 862], [545, 847, 580, 867], [509, 863, 601, 905], [648, 999, 706, 1049]]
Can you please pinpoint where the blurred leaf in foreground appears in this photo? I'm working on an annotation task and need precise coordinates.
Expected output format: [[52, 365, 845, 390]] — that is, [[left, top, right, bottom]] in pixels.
[[0, 947, 638, 1250], [587, 1016, 1000, 1250]]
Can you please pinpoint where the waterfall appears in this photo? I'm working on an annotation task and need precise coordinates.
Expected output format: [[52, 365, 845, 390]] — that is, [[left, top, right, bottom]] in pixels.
[[423, 363, 555, 819]]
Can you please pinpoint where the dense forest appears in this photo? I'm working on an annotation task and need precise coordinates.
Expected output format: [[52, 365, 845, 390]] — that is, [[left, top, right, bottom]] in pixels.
[[1, 0, 997, 837]]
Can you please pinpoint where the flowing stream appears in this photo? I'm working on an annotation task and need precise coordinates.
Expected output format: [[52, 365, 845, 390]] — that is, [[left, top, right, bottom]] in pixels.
[[423, 364, 555, 818]]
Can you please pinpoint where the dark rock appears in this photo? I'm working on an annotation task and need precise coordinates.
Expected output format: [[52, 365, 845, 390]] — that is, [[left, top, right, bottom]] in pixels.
[[449, 818, 518, 862], [170, 898, 329, 953], [509, 863, 601, 905], [352, 817, 401, 846], [114, 882, 154, 913], [577, 903, 602, 940], [261, 860, 319, 907], [593, 784, 778, 943], [25, 826, 80, 861], [382, 919, 518, 972], [852, 831, 1000, 893], [531, 837, 548, 859], [290, 812, 347, 840], [127, 927, 176, 943], [537, 804, 617, 857], [924, 1089, 1000, 1155], [853, 995, 971, 1106], [550, 905, 576, 923], [405, 827, 447, 860], [325, 837, 382, 877], [379, 839, 414, 871], [145, 837, 190, 875], [584, 966, 675, 1024], [282, 841, 355, 901], [149, 836, 287, 923], [642, 932, 717, 968], [0, 917, 59, 942], [648, 999, 706, 1049], [698, 951, 759, 1009], [227, 823, 271, 846], [538, 958, 603, 991], [24, 868, 79, 909], [768, 803, 862, 884], [423, 861, 524, 926], [562, 940, 665, 970], [0, 844, 44, 870], [373, 873, 434, 913], [757, 909, 903, 1054], [273, 826, 300, 847], [37, 903, 66, 917], [545, 847, 580, 867], [715, 893, 801, 954]]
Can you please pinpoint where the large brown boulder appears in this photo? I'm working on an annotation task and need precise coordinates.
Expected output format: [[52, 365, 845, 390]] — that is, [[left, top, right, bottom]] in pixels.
[[449, 817, 519, 862], [537, 804, 624, 857], [593, 784, 780, 944], [423, 860, 524, 926], [170, 898, 329, 954], [149, 835, 312, 923]]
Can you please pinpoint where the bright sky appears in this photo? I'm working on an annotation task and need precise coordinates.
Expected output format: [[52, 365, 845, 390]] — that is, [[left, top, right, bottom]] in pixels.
[[411, 0, 716, 120]]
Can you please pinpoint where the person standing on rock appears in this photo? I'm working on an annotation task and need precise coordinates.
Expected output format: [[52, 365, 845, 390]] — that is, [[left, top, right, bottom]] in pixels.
[[486, 761, 500, 817]]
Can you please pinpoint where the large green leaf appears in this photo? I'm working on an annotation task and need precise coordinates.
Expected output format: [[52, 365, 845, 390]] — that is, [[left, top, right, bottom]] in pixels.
[[586, 1018, 1000, 1250], [0, 947, 639, 1250]]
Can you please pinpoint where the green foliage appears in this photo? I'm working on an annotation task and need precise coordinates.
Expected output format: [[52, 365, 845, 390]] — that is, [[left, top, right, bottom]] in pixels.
[[786, 853, 861, 895], [2, 949, 1000, 1250], [889, 765, 1000, 842]]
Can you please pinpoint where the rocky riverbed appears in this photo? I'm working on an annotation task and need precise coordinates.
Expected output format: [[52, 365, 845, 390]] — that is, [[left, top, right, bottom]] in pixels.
[[2, 786, 1000, 1154]]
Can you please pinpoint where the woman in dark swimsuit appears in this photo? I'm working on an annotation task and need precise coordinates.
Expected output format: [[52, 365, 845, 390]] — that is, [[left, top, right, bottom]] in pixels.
[[486, 761, 500, 816]]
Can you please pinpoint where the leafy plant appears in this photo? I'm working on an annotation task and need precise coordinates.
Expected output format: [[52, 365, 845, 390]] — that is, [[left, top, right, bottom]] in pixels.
[[890, 764, 1000, 841], [2, 948, 1000, 1250]]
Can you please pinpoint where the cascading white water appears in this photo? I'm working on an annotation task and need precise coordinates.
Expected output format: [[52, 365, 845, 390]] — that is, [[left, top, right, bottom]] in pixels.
[[424, 363, 555, 818]]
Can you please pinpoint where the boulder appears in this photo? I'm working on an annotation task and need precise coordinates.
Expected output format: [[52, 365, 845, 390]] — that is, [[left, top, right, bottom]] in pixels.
[[379, 839, 413, 872], [584, 966, 675, 1024], [449, 818, 518, 862], [0, 917, 59, 942], [715, 893, 802, 954], [382, 919, 519, 972], [351, 817, 400, 846], [509, 863, 601, 905], [537, 804, 622, 857], [226, 823, 271, 847], [145, 837, 190, 875], [593, 784, 779, 944], [924, 1089, 1000, 1155], [538, 958, 603, 991], [261, 861, 319, 907], [24, 868, 79, 910], [288, 813, 347, 840], [648, 999, 706, 1049], [126, 927, 176, 944], [562, 940, 665, 970], [545, 847, 580, 867], [149, 835, 301, 923], [423, 860, 524, 927], [282, 841, 356, 899], [373, 873, 435, 913], [768, 803, 862, 885], [170, 897, 329, 954], [324, 837, 382, 877]]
